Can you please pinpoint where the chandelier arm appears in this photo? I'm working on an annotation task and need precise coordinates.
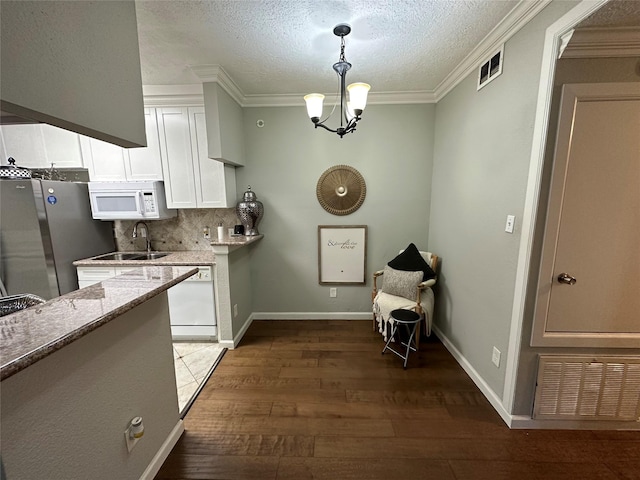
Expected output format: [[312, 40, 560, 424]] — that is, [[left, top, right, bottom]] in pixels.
[[313, 121, 339, 134], [318, 74, 342, 125]]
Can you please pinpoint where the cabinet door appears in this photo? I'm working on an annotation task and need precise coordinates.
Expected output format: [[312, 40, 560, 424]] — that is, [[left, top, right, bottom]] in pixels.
[[124, 108, 163, 181], [157, 107, 197, 208], [80, 136, 127, 181], [189, 106, 235, 208], [0, 125, 47, 167], [40, 124, 84, 168], [76, 266, 117, 288]]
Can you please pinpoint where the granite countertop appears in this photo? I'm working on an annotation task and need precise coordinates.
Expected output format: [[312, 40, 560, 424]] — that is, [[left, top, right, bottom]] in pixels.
[[210, 234, 263, 247], [73, 250, 216, 267], [73, 236, 262, 267], [0, 266, 197, 381]]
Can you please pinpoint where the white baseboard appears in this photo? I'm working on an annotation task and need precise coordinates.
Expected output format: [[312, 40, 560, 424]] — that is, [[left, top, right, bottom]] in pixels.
[[140, 419, 184, 480], [251, 312, 372, 320], [432, 325, 513, 427], [510, 414, 640, 430]]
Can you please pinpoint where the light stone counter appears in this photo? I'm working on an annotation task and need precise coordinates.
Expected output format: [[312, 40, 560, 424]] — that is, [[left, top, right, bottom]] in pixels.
[[72, 237, 262, 267], [0, 265, 197, 380], [73, 250, 216, 267], [210, 234, 263, 249]]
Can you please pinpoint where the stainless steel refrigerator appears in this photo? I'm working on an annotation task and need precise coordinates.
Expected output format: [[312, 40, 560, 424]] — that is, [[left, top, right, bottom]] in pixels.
[[0, 179, 115, 300]]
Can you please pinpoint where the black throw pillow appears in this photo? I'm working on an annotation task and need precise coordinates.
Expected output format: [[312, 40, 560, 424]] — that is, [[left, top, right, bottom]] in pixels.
[[387, 243, 436, 281]]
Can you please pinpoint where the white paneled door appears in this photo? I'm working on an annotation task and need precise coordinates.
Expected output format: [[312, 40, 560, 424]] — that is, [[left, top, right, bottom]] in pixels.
[[533, 82, 640, 348]]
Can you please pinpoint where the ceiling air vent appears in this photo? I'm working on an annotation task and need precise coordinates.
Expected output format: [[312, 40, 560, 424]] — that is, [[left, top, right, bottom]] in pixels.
[[477, 45, 504, 90]]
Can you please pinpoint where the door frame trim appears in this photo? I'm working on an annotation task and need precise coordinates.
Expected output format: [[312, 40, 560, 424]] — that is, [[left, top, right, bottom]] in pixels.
[[502, 0, 609, 415]]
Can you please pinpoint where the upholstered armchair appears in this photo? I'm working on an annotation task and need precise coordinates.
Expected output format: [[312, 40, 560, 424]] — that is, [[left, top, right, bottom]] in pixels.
[[372, 244, 438, 349]]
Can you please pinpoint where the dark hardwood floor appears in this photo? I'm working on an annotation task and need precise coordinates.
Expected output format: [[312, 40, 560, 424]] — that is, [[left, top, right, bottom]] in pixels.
[[156, 320, 640, 480]]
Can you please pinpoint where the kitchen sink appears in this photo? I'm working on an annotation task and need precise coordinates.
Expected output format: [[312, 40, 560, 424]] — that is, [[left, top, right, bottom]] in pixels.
[[133, 252, 169, 260], [94, 252, 143, 261], [93, 252, 169, 261]]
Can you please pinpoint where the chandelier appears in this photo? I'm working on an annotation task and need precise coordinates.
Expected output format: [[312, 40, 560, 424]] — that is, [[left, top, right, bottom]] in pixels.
[[304, 24, 371, 138]]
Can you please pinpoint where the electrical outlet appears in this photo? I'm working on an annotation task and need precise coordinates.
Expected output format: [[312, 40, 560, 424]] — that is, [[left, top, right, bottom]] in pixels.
[[330, 288, 337, 298], [233, 304, 238, 317], [124, 417, 144, 453], [203, 226, 211, 239], [125, 427, 140, 453], [492, 347, 501, 367]]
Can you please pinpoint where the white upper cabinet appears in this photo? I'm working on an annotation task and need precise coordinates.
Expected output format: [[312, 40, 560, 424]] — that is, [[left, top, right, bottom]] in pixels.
[[81, 108, 163, 181], [157, 106, 236, 209], [189, 107, 237, 208], [80, 136, 127, 181], [203, 82, 245, 166], [0, 125, 47, 167], [157, 107, 198, 208], [0, 124, 83, 168], [124, 108, 164, 181], [40, 125, 85, 168]]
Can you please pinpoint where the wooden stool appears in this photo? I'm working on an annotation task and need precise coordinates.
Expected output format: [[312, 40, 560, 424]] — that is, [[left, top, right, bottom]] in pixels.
[[381, 309, 421, 369]]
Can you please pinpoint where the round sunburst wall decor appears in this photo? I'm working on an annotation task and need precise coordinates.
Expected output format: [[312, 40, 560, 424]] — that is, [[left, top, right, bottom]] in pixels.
[[316, 165, 366, 216]]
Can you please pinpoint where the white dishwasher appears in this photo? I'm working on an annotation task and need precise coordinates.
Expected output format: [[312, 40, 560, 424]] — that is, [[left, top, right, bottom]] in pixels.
[[167, 266, 216, 340]]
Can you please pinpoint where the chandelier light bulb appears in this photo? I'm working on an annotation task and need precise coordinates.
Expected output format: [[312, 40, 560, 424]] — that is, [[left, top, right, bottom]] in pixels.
[[347, 83, 371, 114], [304, 93, 325, 120]]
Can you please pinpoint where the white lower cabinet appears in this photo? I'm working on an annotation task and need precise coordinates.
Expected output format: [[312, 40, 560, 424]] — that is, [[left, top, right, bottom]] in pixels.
[[156, 106, 236, 208], [76, 265, 216, 339], [76, 266, 135, 289]]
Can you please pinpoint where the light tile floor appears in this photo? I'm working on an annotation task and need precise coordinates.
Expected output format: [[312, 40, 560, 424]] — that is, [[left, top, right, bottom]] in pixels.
[[172, 342, 225, 412]]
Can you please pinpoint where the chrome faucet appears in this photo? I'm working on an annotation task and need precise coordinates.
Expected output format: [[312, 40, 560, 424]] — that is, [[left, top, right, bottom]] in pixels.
[[132, 221, 152, 253]]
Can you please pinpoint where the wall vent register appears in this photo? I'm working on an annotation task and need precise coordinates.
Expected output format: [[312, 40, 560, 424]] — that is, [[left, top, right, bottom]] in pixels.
[[477, 44, 504, 90], [533, 355, 640, 422]]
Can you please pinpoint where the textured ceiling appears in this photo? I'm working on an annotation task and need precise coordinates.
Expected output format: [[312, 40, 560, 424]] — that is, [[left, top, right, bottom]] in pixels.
[[135, 0, 639, 99], [135, 0, 519, 96], [579, 0, 640, 28]]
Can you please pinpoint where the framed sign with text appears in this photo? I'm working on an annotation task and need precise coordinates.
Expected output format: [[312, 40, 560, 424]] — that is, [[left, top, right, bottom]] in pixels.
[[318, 225, 367, 285]]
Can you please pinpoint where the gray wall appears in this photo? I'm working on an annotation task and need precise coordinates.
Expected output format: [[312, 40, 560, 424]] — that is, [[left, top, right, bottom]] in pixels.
[[428, 1, 578, 398], [513, 55, 640, 415], [230, 243, 256, 337], [0, 1, 145, 148], [238, 104, 435, 314], [1, 294, 180, 479]]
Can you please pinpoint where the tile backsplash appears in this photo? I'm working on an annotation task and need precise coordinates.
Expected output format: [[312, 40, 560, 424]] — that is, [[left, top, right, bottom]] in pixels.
[[114, 208, 238, 251]]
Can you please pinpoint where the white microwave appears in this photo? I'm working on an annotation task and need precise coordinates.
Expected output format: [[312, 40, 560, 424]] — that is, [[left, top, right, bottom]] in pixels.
[[88, 181, 177, 220]]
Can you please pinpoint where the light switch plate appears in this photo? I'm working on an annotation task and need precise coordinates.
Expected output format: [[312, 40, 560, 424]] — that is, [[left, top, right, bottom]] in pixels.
[[492, 347, 501, 367], [505, 215, 515, 233]]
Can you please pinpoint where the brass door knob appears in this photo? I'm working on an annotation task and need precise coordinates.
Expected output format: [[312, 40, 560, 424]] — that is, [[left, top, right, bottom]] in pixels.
[[557, 273, 577, 285]]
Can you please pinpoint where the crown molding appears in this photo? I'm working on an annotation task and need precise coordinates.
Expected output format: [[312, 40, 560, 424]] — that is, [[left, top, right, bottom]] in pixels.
[[188, 65, 245, 106], [188, 65, 437, 106], [159, 1, 552, 108], [142, 84, 204, 106], [434, 0, 552, 102], [364, 90, 437, 105], [239, 90, 436, 107], [560, 26, 640, 58]]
